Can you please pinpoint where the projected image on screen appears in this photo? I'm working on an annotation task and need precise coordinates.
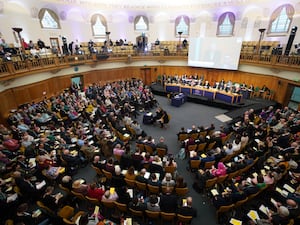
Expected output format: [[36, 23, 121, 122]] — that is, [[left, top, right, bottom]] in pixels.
[[188, 37, 243, 70]]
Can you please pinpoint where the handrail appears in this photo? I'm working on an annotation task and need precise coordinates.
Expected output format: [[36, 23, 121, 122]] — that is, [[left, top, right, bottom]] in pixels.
[[0, 51, 299, 81]]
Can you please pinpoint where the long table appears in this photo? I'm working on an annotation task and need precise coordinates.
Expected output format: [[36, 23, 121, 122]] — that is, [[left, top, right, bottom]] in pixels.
[[165, 83, 242, 104]]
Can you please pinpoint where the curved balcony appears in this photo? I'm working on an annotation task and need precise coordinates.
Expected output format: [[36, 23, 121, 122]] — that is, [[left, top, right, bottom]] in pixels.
[[0, 49, 299, 82]]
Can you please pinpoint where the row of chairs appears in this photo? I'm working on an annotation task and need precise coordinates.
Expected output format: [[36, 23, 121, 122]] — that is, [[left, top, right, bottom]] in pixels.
[[36, 200, 85, 225], [57, 182, 192, 225], [136, 143, 167, 157], [204, 157, 259, 192], [215, 184, 269, 223], [91, 165, 189, 195], [178, 130, 211, 142]]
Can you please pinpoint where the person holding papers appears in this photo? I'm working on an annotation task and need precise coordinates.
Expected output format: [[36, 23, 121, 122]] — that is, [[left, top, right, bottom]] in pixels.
[[135, 168, 148, 184], [41, 186, 64, 211], [13, 171, 43, 201], [177, 196, 197, 218], [256, 205, 290, 225]]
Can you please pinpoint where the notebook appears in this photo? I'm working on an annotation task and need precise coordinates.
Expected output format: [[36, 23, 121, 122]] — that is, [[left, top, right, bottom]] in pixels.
[[259, 204, 269, 216], [283, 184, 295, 193], [36, 180, 46, 190], [211, 189, 219, 196], [229, 218, 242, 225], [247, 210, 260, 223]]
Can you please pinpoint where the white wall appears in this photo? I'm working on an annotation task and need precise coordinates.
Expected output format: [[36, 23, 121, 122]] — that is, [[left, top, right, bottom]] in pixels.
[[0, 0, 299, 48]]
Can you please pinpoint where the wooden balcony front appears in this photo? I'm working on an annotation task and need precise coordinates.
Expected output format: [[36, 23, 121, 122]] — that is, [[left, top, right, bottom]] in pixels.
[[0, 49, 299, 82]]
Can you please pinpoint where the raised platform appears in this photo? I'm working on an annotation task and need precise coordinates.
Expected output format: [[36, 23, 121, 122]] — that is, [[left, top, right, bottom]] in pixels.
[[150, 82, 279, 121]]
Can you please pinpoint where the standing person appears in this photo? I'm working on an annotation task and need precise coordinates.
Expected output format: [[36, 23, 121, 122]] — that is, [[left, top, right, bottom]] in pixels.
[[37, 38, 45, 49], [157, 109, 169, 128], [68, 41, 74, 55]]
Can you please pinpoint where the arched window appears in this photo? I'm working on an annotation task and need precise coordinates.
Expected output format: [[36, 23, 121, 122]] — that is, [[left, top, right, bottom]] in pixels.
[[217, 12, 235, 36], [267, 4, 294, 35], [134, 15, 149, 31], [38, 8, 60, 29], [91, 14, 107, 37], [175, 16, 190, 36]]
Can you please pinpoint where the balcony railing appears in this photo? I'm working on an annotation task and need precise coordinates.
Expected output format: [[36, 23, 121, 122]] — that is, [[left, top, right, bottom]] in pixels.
[[0, 50, 299, 81]]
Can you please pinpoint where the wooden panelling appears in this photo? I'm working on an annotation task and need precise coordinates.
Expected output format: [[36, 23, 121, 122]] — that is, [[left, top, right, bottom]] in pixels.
[[0, 89, 18, 124], [1, 65, 299, 125]]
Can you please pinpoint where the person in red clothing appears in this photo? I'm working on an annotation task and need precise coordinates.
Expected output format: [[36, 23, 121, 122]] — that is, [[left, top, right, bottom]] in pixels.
[[87, 182, 105, 201]]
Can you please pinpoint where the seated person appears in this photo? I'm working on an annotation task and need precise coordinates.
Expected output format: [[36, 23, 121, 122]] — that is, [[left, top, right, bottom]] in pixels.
[[72, 179, 88, 195], [41, 186, 64, 211], [129, 197, 147, 211], [102, 190, 118, 201], [87, 182, 105, 201], [147, 194, 160, 212], [210, 162, 227, 177], [161, 173, 175, 187], [177, 196, 197, 217]]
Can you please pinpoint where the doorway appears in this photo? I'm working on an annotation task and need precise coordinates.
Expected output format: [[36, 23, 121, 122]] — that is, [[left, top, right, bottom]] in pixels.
[[71, 75, 84, 91], [140, 68, 152, 85], [50, 37, 61, 54], [287, 85, 300, 111]]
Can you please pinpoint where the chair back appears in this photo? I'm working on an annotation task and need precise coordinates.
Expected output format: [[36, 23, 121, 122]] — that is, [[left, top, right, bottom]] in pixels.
[[147, 184, 160, 194], [136, 143, 144, 151], [216, 174, 228, 184], [164, 165, 176, 174], [102, 169, 113, 180], [189, 133, 199, 140], [58, 205, 75, 219], [175, 187, 189, 196], [235, 197, 248, 208], [157, 148, 167, 157], [178, 133, 189, 142], [91, 165, 103, 176], [114, 201, 128, 213], [216, 204, 235, 222], [161, 212, 176, 224], [101, 199, 115, 209], [86, 196, 100, 205], [144, 144, 154, 154], [227, 170, 239, 180], [206, 141, 216, 151], [197, 143, 207, 152], [145, 210, 160, 219], [204, 160, 215, 169], [187, 144, 197, 152], [190, 160, 201, 170], [71, 190, 86, 201], [161, 186, 174, 194], [205, 177, 218, 189], [59, 183, 71, 195], [114, 153, 122, 162], [36, 200, 55, 216], [177, 214, 193, 225], [124, 178, 136, 188], [129, 208, 144, 220], [136, 180, 147, 191], [63, 211, 85, 225]]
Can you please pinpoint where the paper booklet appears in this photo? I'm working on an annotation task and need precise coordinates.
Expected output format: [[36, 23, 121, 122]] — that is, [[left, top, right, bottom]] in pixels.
[[247, 210, 260, 223], [230, 218, 242, 225]]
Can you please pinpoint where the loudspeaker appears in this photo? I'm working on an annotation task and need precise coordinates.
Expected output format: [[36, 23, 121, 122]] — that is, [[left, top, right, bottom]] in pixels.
[[284, 26, 297, 56]]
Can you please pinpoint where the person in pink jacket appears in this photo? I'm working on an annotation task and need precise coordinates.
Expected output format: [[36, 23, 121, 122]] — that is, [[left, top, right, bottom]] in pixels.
[[211, 162, 227, 177]]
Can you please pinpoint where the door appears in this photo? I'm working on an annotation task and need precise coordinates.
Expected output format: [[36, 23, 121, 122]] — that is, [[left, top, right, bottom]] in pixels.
[[140, 68, 152, 85], [71, 75, 84, 91], [50, 37, 61, 54]]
